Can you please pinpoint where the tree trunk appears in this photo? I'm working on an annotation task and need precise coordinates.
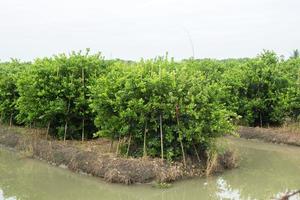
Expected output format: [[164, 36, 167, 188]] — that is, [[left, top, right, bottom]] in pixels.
[[116, 134, 121, 155], [126, 133, 132, 157], [46, 121, 51, 140], [81, 66, 85, 143], [160, 114, 164, 160], [109, 137, 114, 152], [81, 118, 85, 142], [180, 140, 186, 167], [64, 99, 71, 143], [0, 113, 4, 124], [143, 121, 148, 157], [64, 121, 68, 142], [9, 113, 13, 127], [176, 104, 186, 167], [33, 121, 37, 134], [193, 143, 201, 164], [260, 112, 263, 127]]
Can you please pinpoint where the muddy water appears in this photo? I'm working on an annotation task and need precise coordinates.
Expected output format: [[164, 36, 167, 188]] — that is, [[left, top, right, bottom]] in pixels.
[[0, 138, 300, 200]]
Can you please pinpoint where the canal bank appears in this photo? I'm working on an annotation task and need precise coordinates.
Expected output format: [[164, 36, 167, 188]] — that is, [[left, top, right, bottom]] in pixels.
[[238, 126, 300, 146], [0, 125, 237, 185]]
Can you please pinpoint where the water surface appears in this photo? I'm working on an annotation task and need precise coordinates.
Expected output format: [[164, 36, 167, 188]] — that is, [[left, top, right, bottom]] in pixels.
[[1, 138, 299, 200]]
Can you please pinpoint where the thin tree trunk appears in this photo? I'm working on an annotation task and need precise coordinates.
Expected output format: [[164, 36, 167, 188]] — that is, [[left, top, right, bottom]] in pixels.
[[176, 104, 186, 167], [260, 112, 263, 127], [143, 122, 148, 157], [180, 140, 186, 167], [143, 121, 148, 157], [64, 120, 68, 142], [116, 134, 121, 155], [193, 143, 201, 164], [33, 121, 37, 134], [160, 114, 164, 161], [0, 113, 3, 124], [81, 66, 85, 142], [64, 99, 71, 143], [81, 118, 85, 142], [46, 121, 51, 140], [9, 113, 13, 127], [126, 133, 132, 157], [109, 137, 114, 152]]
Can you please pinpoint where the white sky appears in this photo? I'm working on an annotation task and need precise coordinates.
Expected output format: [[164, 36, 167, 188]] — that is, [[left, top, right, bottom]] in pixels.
[[0, 0, 300, 61]]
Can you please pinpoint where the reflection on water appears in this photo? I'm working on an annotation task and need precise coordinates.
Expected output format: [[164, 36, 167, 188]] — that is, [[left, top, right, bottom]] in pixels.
[[216, 178, 243, 200], [215, 177, 300, 200], [0, 189, 16, 200], [0, 138, 300, 200], [273, 191, 300, 200]]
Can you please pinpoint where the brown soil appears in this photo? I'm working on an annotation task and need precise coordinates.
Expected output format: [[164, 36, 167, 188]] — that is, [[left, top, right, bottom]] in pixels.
[[0, 125, 237, 185], [238, 126, 300, 146]]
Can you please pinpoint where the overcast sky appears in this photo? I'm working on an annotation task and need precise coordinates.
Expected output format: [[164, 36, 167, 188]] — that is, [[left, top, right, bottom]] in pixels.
[[1, 0, 300, 61]]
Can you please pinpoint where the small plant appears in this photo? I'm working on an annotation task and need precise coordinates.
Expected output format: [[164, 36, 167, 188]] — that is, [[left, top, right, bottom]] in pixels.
[[152, 182, 172, 189]]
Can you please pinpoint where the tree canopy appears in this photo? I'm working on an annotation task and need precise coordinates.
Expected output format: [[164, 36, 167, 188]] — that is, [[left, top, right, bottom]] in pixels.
[[0, 50, 299, 160]]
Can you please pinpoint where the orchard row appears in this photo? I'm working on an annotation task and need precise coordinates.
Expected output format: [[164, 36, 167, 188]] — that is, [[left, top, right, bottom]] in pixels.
[[0, 50, 299, 160]]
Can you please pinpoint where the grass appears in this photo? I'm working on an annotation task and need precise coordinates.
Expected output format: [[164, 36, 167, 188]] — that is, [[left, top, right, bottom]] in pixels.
[[279, 121, 300, 135]]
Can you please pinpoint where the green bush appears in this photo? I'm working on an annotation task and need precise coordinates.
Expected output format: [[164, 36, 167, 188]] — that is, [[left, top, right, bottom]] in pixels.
[[0, 49, 299, 161], [89, 58, 235, 160]]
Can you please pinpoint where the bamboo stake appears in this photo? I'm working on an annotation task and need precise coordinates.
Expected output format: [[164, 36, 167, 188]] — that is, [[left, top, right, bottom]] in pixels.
[[46, 121, 51, 140], [81, 118, 85, 142], [160, 114, 164, 161], [143, 121, 148, 157], [176, 104, 186, 167], [64, 121, 68, 142], [126, 133, 132, 157], [193, 143, 201, 164], [9, 113, 13, 127], [260, 112, 263, 128], [116, 134, 121, 155], [109, 136, 114, 153], [64, 99, 71, 143], [81, 66, 85, 142]]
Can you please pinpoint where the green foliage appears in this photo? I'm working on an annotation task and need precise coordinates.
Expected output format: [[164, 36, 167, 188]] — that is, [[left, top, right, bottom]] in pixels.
[[0, 49, 299, 160], [279, 58, 300, 120], [0, 60, 28, 125], [16, 50, 106, 139], [221, 51, 299, 126], [89, 58, 235, 159]]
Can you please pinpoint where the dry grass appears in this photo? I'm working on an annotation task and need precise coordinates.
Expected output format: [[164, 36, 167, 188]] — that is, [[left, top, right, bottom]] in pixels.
[[205, 152, 219, 176], [238, 123, 300, 146], [277, 121, 300, 135], [205, 148, 239, 176]]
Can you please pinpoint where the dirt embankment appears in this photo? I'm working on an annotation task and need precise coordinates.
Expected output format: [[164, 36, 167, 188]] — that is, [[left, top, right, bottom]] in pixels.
[[0, 126, 237, 185], [238, 126, 300, 146]]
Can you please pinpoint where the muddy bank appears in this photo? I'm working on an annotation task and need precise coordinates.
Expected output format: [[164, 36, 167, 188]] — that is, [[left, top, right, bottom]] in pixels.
[[0, 126, 237, 185], [238, 126, 300, 146]]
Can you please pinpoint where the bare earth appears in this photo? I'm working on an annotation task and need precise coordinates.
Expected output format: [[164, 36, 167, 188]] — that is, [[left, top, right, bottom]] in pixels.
[[0, 125, 236, 185]]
